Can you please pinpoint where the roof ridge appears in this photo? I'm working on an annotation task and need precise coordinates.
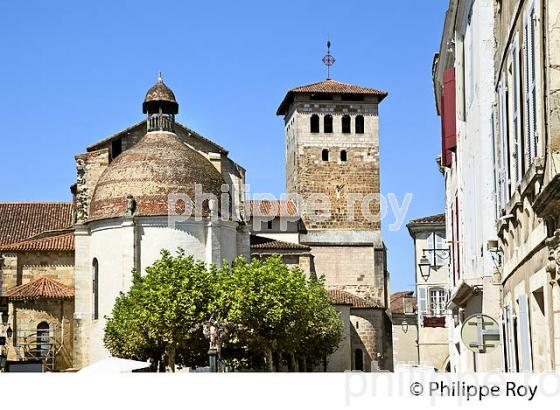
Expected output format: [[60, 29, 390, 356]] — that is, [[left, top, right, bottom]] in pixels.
[[0, 201, 72, 205]]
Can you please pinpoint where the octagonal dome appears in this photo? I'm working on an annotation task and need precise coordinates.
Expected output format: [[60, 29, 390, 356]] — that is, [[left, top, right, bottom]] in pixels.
[[88, 131, 226, 221]]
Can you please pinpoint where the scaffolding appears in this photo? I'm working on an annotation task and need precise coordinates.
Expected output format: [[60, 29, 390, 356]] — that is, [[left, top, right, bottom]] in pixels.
[[13, 325, 58, 371]]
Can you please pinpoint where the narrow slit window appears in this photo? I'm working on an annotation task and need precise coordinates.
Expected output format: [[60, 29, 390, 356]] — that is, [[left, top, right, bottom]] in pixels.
[[322, 149, 329, 161], [340, 150, 347, 162]]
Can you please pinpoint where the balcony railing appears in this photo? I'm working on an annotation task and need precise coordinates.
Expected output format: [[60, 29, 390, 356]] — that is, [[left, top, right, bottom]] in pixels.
[[147, 113, 175, 132]]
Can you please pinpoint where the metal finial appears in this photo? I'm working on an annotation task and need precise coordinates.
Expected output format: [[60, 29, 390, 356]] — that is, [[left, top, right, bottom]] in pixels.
[[322, 41, 335, 80], [158, 71, 163, 82]]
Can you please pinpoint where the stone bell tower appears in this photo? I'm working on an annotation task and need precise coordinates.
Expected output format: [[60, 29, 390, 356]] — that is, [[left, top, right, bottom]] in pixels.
[[276, 48, 389, 305]]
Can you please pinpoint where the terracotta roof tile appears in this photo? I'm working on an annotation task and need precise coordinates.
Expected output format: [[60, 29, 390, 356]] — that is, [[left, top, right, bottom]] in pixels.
[[327, 289, 382, 309], [390, 291, 416, 314], [5, 277, 74, 301], [246, 200, 299, 218], [250, 235, 310, 251], [0, 230, 74, 252], [277, 79, 388, 115], [408, 213, 445, 224], [0, 203, 74, 246]]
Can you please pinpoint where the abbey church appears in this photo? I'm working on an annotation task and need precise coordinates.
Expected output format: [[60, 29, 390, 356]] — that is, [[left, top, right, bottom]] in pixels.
[[0, 71, 393, 371]]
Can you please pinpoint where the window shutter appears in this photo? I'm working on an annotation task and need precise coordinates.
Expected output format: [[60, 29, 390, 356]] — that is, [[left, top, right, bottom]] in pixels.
[[417, 287, 427, 323], [505, 305, 517, 372], [499, 312, 507, 371], [524, 8, 538, 167], [442, 68, 457, 168], [512, 43, 522, 184], [518, 294, 533, 371], [435, 232, 444, 266]]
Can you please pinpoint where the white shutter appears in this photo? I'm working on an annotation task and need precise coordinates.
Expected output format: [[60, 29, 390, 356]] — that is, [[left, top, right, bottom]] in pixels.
[[499, 312, 507, 371], [417, 287, 427, 324], [506, 305, 518, 372], [498, 82, 509, 207], [512, 41, 522, 184], [435, 233, 444, 266], [524, 6, 538, 167], [518, 294, 533, 371]]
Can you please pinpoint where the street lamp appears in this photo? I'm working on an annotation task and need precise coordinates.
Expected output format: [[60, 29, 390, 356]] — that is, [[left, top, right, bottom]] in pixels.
[[418, 255, 432, 281], [401, 320, 409, 334], [418, 248, 451, 282]]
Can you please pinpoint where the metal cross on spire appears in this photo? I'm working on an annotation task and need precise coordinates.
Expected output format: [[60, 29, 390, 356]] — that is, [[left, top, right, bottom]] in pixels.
[[322, 40, 335, 80]]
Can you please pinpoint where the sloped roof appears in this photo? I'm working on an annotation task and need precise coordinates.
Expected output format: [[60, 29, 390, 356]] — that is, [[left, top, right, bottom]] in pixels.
[[0, 203, 74, 246], [277, 79, 388, 115], [390, 291, 416, 314], [250, 235, 310, 251], [5, 277, 74, 301], [86, 120, 228, 154], [246, 200, 299, 218], [408, 213, 445, 224], [0, 230, 74, 252], [327, 289, 382, 309]]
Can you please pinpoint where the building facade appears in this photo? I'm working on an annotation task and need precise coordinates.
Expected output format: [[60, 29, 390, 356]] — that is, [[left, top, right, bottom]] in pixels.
[[390, 291, 419, 368], [433, 0, 503, 372], [407, 214, 451, 371], [494, 0, 560, 372]]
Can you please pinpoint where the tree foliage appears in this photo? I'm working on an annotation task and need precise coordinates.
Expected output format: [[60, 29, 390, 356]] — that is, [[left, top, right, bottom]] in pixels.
[[104, 251, 343, 371]]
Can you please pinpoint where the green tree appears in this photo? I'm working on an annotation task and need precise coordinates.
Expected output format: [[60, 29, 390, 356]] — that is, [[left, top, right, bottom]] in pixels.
[[214, 256, 343, 371], [104, 252, 343, 372], [104, 249, 216, 371]]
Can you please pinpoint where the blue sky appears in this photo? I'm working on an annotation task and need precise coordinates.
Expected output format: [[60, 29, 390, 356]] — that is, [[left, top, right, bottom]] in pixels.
[[0, 0, 446, 292]]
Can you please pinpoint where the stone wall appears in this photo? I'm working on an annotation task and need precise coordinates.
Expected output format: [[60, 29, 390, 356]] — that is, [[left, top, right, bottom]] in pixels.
[[350, 309, 391, 371], [285, 98, 380, 231]]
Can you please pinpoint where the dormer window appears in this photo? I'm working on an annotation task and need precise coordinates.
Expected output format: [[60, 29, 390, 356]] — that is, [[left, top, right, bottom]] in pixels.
[[310, 114, 320, 133], [342, 115, 351, 134], [324, 115, 333, 133]]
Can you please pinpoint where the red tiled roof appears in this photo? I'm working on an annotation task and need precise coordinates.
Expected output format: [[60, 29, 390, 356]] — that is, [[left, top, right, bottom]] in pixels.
[[250, 235, 310, 251], [390, 291, 416, 314], [277, 79, 388, 115], [0, 230, 74, 252], [408, 213, 445, 224], [0, 203, 74, 246], [246, 200, 299, 218], [5, 277, 74, 301], [327, 289, 382, 309]]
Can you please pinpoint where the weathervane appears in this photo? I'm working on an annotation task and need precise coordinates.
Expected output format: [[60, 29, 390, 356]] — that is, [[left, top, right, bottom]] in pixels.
[[322, 40, 335, 80]]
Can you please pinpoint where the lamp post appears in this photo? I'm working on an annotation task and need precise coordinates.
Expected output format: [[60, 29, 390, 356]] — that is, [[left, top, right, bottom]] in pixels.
[[417, 248, 451, 281]]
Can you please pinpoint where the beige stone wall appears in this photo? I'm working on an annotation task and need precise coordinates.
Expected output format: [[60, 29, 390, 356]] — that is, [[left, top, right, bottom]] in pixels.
[[392, 314, 419, 367], [350, 309, 392, 371], [310, 245, 386, 305], [0, 251, 75, 371], [6, 300, 74, 370], [284, 97, 381, 231], [1, 251, 74, 292]]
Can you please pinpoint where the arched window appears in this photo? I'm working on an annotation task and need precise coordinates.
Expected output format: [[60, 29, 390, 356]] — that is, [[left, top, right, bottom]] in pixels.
[[92, 258, 99, 320], [355, 115, 365, 134], [342, 115, 351, 133], [310, 114, 320, 133], [354, 348, 364, 371], [340, 150, 347, 162], [322, 149, 329, 162], [324, 115, 333, 133], [36, 322, 50, 358]]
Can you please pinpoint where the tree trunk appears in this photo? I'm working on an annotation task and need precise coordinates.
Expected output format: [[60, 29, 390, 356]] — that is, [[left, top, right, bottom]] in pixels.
[[265, 348, 274, 372], [165, 344, 176, 373], [288, 353, 296, 372]]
